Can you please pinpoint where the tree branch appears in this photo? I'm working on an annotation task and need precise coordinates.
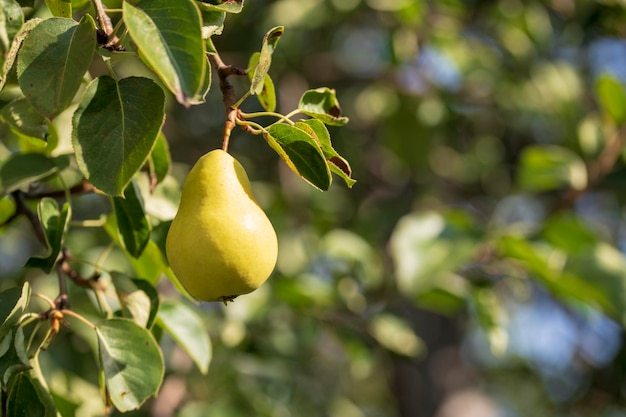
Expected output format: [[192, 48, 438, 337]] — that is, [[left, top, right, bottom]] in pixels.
[[208, 52, 248, 151]]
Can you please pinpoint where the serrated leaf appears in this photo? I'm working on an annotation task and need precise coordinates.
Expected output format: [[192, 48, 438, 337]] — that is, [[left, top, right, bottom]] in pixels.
[[0, 0, 23, 56], [1, 97, 49, 141], [0, 153, 69, 195], [25, 197, 71, 273], [596, 73, 626, 125], [265, 124, 331, 190], [0, 283, 30, 342], [248, 52, 276, 112], [156, 300, 211, 374], [111, 273, 159, 329], [517, 145, 587, 191], [0, 17, 41, 93], [72, 75, 165, 196], [0, 326, 31, 388], [296, 119, 355, 187], [150, 133, 171, 184], [298, 88, 349, 126], [96, 318, 164, 412], [123, 0, 208, 106], [195, 0, 243, 13], [249, 26, 283, 95], [44, 0, 72, 18], [17, 15, 96, 119], [113, 181, 151, 258]]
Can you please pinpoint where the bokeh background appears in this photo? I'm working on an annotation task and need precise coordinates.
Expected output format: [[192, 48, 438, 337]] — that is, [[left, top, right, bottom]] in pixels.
[[4, 0, 626, 416]]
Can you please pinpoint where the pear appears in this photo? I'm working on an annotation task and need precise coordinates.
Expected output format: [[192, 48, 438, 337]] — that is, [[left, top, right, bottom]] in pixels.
[[166, 149, 278, 302]]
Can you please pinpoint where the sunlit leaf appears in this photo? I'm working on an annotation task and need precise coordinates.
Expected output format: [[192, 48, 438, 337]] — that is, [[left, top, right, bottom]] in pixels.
[[390, 210, 477, 297], [25, 198, 71, 274], [44, 0, 72, 18], [265, 124, 331, 190], [195, 0, 244, 14], [123, 0, 208, 106], [0, 17, 41, 92], [369, 313, 424, 358], [72, 75, 165, 196], [248, 52, 276, 112], [200, 10, 225, 38], [517, 145, 587, 191], [298, 88, 349, 126], [249, 26, 283, 95], [17, 15, 96, 119], [0, 0, 23, 56], [296, 119, 355, 187], [157, 300, 212, 374], [111, 273, 159, 329], [0, 97, 49, 142], [96, 318, 164, 412]]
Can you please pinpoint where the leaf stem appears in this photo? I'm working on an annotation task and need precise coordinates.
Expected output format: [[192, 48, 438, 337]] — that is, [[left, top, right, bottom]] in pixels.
[[239, 110, 298, 126], [61, 309, 97, 330], [235, 119, 266, 135]]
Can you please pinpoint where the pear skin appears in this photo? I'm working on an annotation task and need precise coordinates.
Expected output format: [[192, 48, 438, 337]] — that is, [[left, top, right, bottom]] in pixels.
[[166, 149, 278, 302]]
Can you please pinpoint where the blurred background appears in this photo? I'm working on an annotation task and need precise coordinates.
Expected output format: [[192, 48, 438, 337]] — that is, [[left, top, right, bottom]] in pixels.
[[5, 0, 626, 416]]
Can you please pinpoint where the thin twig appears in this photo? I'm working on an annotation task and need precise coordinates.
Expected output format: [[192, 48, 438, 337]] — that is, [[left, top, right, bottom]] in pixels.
[[24, 179, 96, 200]]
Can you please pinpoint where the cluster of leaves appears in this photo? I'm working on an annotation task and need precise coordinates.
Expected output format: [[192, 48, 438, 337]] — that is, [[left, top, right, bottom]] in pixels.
[[0, 0, 354, 415]]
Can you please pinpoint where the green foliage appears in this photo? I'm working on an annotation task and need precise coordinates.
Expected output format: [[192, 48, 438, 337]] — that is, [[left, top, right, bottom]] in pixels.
[[0, 1, 355, 414], [3, 0, 626, 416]]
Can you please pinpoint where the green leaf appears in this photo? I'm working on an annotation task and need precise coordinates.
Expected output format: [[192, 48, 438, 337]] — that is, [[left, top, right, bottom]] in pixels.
[[123, 0, 209, 106], [44, 0, 72, 18], [17, 15, 96, 119], [113, 181, 151, 258], [0, 17, 40, 93], [149, 132, 171, 184], [596, 73, 626, 125], [200, 10, 225, 39], [104, 216, 189, 297], [564, 243, 626, 325], [265, 124, 331, 191], [96, 318, 164, 412], [0, 282, 30, 342], [1, 97, 49, 141], [541, 214, 597, 253], [195, 0, 243, 13], [298, 88, 349, 126], [247, 52, 276, 112], [0, 153, 69, 195], [296, 119, 356, 187], [389, 210, 478, 298], [369, 313, 424, 358], [111, 273, 159, 329], [0, 0, 23, 56], [517, 145, 587, 192], [6, 372, 58, 417], [25, 198, 71, 273], [0, 326, 31, 388], [156, 300, 211, 374], [72, 75, 165, 196], [249, 26, 283, 95]]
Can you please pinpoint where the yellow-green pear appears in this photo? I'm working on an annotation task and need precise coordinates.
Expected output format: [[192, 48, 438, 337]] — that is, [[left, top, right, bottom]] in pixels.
[[166, 149, 278, 302]]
